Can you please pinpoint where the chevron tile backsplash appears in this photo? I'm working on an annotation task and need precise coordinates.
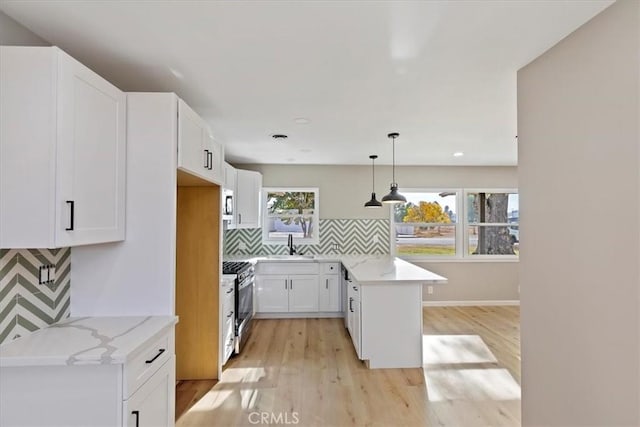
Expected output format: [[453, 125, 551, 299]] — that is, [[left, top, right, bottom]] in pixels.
[[224, 219, 390, 255], [0, 248, 70, 345]]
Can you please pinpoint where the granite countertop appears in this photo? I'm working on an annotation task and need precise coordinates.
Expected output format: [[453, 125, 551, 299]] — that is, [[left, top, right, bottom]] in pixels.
[[0, 316, 177, 368], [225, 254, 447, 284]]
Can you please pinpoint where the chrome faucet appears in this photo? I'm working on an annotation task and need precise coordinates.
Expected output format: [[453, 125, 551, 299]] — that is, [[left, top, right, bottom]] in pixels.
[[287, 234, 296, 255]]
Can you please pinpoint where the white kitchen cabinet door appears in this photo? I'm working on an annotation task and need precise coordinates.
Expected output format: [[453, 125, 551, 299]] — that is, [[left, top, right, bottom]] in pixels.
[[177, 99, 224, 186], [56, 51, 126, 247], [236, 169, 262, 228], [319, 274, 341, 312], [205, 133, 224, 184], [256, 275, 289, 313], [177, 99, 208, 178], [0, 46, 125, 248], [289, 275, 319, 312], [124, 356, 175, 427], [223, 162, 236, 190], [347, 281, 361, 359]]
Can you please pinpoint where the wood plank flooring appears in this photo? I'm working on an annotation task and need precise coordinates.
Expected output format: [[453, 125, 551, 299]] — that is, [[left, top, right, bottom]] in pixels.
[[176, 306, 520, 426]]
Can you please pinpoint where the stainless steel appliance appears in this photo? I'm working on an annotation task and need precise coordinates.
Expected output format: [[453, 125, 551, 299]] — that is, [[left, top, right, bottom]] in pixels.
[[222, 261, 255, 354], [222, 188, 233, 221]]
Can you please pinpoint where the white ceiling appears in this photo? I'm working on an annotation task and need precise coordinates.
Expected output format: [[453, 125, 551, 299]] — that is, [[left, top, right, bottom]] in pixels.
[[0, 0, 613, 166]]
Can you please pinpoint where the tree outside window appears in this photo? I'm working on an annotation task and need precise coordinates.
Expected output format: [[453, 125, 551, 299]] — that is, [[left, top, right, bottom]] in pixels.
[[467, 192, 519, 256], [394, 191, 458, 256], [392, 189, 518, 259], [262, 188, 319, 244]]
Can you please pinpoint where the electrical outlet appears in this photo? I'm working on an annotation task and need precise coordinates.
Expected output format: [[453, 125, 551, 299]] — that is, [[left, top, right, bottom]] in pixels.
[[38, 265, 48, 285], [427, 285, 434, 295], [238, 242, 247, 250], [38, 264, 55, 285], [332, 243, 340, 251]]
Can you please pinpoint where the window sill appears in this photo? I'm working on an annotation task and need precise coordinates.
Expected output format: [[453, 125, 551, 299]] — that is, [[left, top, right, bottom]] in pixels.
[[398, 256, 519, 263]]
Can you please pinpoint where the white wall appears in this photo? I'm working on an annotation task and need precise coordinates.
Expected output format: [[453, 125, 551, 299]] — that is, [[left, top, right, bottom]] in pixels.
[[238, 163, 519, 303], [0, 10, 49, 46], [518, 0, 639, 425]]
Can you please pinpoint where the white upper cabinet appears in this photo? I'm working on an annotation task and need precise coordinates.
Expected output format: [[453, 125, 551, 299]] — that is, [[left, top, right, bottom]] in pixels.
[[0, 46, 126, 248], [223, 162, 236, 191], [177, 99, 223, 185], [235, 169, 262, 229]]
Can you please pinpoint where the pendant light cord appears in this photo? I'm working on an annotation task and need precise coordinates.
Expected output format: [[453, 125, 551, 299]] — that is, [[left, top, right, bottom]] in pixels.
[[392, 135, 396, 184], [372, 157, 375, 189]]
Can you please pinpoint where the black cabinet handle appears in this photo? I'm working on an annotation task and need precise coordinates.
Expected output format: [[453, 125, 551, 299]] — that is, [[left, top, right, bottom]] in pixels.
[[204, 149, 210, 169], [284, 279, 287, 290], [227, 311, 234, 318], [207, 151, 213, 170], [238, 213, 242, 224], [65, 200, 74, 231], [131, 410, 139, 427], [289, 279, 292, 290], [349, 297, 353, 312], [226, 287, 234, 294], [145, 348, 165, 364], [326, 279, 329, 289], [353, 286, 358, 292]]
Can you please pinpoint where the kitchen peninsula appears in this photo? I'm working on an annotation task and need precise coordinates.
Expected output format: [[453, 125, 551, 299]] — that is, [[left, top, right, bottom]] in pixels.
[[239, 254, 447, 369]]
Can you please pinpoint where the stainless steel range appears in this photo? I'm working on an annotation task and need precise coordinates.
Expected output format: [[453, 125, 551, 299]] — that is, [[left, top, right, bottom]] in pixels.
[[222, 261, 255, 354]]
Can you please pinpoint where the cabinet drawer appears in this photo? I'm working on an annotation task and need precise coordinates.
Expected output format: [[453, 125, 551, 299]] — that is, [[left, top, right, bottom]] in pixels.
[[321, 262, 340, 274], [257, 262, 319, 275], [124, 329, 174, 399], [222, 316, 235, 364]]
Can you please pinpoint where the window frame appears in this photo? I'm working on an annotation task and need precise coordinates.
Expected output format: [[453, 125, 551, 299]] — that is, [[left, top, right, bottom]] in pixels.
[[261, 187, 320, 245], [390, 187, 518, 262], [463, 188, 519, 261], [390, 188, 464, 259]]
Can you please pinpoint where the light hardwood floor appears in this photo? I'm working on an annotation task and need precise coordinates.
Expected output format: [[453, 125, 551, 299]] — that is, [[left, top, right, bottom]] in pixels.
[[176, 306, 520, 426]]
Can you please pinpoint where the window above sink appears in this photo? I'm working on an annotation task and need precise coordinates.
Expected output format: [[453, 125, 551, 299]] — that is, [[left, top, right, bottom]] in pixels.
[[262, 187, 319, 245]]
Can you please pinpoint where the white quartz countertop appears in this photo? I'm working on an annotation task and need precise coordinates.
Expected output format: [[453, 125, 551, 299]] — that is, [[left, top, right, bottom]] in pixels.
[[0, 316, 177, 368], [225, 254, 447, 284], [340, 255, 447, 284]]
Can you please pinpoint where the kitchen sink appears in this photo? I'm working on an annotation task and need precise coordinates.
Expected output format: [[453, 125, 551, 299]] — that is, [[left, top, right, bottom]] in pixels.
[[266, 254, 315, 260]]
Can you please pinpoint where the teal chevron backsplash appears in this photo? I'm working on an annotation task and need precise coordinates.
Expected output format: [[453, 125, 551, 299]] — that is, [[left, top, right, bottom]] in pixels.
[[0, 248, 70, 345], [224, 219, 390, 255]]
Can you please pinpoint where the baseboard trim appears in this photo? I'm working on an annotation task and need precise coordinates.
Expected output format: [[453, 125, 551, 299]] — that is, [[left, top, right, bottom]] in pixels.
[[254, 312, 344, 319], [422, 300, 520, 307]]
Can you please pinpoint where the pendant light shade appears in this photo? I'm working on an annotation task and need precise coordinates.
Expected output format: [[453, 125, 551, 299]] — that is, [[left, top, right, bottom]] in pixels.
[[364, 155, 382, 208], [381, 132, 406, 204]]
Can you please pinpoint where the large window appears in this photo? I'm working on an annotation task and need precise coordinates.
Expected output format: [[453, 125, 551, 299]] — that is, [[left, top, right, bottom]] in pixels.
[[262, 188, 319, 245], [394, 191, 460, 257], [392, 189, 518, 260], [466, 191, 519, 257]]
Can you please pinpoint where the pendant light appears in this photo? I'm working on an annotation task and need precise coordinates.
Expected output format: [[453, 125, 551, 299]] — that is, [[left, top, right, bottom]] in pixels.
[[381, 132, 407, 204], [364, 155, 382, 208]]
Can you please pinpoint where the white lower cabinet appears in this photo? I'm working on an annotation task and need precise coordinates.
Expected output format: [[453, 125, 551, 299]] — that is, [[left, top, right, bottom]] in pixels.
[[256, 274, 319, 313], [256, 262, 321, 314], [124, 356, 175, 427], [220, 277, 236, 365], [346, 280, 362, 359], [0, 322, 176, 427], [255, 261, 345, 316], [319, 262, 341, 312]]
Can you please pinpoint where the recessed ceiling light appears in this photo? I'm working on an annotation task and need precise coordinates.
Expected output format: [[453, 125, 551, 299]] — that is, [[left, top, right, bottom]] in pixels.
[[294, 118, 310, 124], [286, 158, 296, 162], [300, 148, 312, 153], [453, 152, 464, 157], [271, 134, 288, 141]]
